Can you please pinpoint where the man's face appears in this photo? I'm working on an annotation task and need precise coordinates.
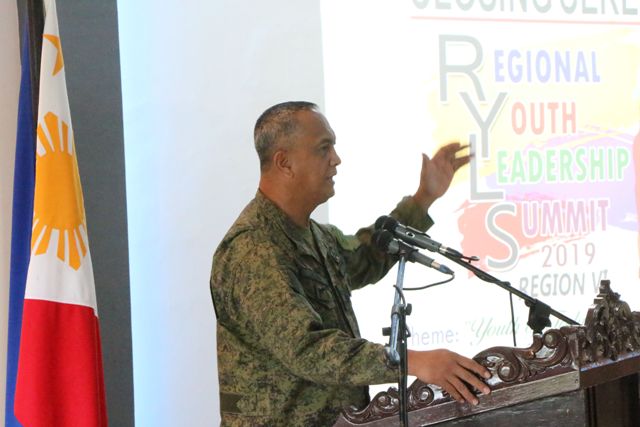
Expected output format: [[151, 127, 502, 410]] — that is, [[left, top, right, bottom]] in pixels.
[[286, 110, 341, 208]]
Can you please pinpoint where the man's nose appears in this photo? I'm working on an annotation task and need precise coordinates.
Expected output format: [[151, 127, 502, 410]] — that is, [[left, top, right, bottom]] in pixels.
[[331, 147, 341, 166]]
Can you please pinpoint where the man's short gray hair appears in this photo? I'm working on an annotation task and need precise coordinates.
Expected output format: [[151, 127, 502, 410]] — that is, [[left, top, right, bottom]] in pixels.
[[254, 101, 319, 170]]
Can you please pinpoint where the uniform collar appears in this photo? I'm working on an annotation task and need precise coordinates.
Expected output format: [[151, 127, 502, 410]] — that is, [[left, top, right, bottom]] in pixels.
[[255, 191, 320, 259]]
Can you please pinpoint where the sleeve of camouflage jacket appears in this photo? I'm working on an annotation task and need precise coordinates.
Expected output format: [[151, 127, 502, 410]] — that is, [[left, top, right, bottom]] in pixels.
[[328, 196, 434, 291]]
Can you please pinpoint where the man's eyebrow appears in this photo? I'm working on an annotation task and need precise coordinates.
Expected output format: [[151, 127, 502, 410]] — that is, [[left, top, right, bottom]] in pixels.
[[318, 137, 336, 145]]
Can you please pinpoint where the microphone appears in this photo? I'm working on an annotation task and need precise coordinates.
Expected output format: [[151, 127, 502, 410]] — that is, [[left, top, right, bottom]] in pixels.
[[373, 230, 454, 275], [374, 215, 463, 258]]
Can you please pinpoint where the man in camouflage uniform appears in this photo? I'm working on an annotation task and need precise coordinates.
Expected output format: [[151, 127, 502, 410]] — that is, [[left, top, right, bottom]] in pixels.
[[210, 101, 490, 426]]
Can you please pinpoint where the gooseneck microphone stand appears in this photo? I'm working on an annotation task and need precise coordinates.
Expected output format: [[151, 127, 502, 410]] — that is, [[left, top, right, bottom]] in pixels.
[[375, 214, 578, 337], [439, 251, 580, 334], [382, 248, 411, 427]]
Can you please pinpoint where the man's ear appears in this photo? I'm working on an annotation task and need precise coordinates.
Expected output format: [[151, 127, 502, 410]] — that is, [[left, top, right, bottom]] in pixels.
[[273, 149, 293, 177]]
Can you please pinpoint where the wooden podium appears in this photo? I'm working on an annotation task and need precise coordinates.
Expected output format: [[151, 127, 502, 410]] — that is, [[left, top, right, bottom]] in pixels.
[[334, 280, 640, 426]]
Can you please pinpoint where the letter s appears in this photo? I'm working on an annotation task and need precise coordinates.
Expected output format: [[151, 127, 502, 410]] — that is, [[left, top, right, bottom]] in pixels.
[[486, 202, 519, 270]]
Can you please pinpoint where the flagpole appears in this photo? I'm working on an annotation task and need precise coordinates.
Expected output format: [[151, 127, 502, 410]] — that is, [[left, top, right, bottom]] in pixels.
[[25, 0, 44, 127]]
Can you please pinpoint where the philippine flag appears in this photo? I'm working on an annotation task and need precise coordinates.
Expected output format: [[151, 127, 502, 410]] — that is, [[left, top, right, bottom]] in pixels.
[[13, 0, 108, 425]]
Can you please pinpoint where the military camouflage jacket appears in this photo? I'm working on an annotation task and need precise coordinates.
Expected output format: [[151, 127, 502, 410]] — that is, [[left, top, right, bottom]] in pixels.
[[210, 191, 433, 426]]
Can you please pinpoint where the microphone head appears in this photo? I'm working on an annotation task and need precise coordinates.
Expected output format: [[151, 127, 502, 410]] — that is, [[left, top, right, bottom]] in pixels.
[[374, 215, 390, 230], [381, 216, 399, 231], [372, 229, 394, 252]]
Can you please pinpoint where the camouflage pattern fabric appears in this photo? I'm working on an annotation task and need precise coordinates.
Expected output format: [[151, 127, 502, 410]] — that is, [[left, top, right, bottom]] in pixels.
[[210, 191, 433, 426]]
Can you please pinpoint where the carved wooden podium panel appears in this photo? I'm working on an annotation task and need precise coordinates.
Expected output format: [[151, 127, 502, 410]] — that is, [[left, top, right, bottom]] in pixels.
[[333, 280, 640, 427]]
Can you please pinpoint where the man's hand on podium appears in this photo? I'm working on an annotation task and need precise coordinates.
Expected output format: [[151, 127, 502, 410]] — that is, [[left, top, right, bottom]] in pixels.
[[407, 349, 491, 406]]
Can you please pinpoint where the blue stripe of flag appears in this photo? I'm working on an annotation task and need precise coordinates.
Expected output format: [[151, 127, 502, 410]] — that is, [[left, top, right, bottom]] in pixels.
[[5, 22, 36, 427]]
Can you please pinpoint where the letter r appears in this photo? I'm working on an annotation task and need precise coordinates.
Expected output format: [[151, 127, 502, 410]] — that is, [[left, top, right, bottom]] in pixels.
[[439, 35, 485, 102]]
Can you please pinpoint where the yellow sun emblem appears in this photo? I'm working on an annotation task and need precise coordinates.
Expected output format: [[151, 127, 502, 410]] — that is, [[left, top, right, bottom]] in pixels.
[[31, 111, 88, 270], [43, 34, 64, 76]]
